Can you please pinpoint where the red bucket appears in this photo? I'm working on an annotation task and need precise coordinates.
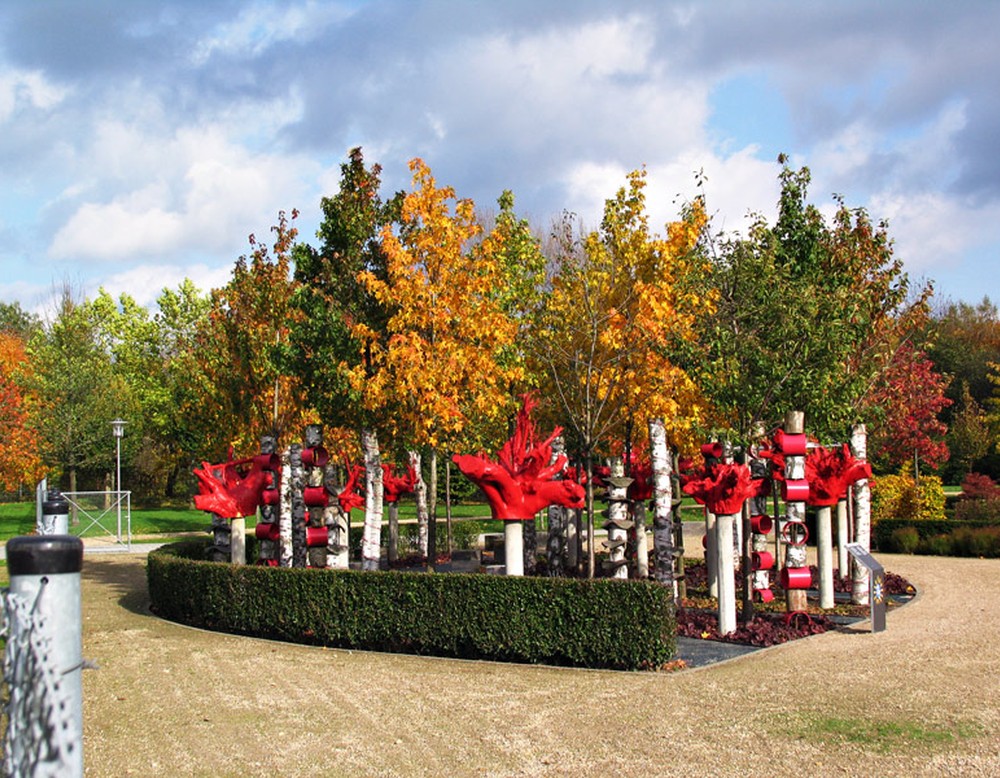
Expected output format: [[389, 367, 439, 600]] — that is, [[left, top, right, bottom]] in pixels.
[[780, 566, 812, 590], [754, 588, 775, 603], [301, 446, 330, 468], [751, 514, 773, 535], [306, 526, 329, 547], [255, 522, 280, 541], [303, 486, 329, 507], [752, 551, 774, 570], [782, 479, 810, 502], [780, 433, 807, 456]]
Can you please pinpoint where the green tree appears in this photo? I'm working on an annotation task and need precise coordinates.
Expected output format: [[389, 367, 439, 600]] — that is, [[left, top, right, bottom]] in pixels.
[[695, 159, 929, 442]]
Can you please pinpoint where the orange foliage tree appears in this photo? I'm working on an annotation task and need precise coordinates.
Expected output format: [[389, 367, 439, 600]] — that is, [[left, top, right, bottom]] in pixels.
[[0, 332, 43, 490]]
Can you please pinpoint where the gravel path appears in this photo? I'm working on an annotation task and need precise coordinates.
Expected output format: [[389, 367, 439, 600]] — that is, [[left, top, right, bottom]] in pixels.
[[80, 550, 1000, 777]]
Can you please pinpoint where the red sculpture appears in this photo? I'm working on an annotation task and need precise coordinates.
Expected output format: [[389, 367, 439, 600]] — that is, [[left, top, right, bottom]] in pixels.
[[452, 395, 585, 520], [681, 461, 765, 515], [382, 463, 417, 504], [338, 463, 365, 514], [805, 444, 872, 507], [193, 454, 277, 519]]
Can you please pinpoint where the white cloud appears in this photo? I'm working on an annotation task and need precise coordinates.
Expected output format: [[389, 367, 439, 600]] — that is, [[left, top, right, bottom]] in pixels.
[[0, 68, 67, 123], [96, 262, 233, 309]]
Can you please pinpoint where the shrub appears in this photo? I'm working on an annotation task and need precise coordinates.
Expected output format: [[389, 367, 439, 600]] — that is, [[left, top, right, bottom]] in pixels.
[[954, 497, 1000, 522], [147, 540, 676, 671], [959, 472, 1000, 501], [871, 472, 945, 523], [917, 534, 953, 556], [888, 526, 920, 554]]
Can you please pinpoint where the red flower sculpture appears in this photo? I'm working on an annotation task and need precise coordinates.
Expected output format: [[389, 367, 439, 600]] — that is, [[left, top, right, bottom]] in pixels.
[[681, 461, 768, 515], [452, 395, 585, 520], [193, 456, 274, 519], [338, 463, 365, 514], [382, 463, 417, 504], [805, 444, 872, 507]]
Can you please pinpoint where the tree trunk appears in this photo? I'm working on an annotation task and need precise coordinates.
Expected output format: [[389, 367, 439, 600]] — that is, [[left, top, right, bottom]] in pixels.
[[850, 423, 872, 605], [585, 452, 596, 579], [411, 450, 428, 558], [631, 499, 649, 579], [259, 436, 279, 566], [428, 449, 438, 569], [445, 458, 453, 554], [360, 428, 383, 571], [649, 418, 675, 596]]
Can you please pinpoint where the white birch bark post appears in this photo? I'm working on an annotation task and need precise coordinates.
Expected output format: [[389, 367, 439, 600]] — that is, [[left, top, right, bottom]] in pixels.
[[258, 436, 279, 565], [649, 418, 675, 596], [836, 499, 849, 580], [715, 510, 738, 635], [279, 448, 293, 568], [850, 423, 872, 605], [230, 517, 246, 565], [504, 521, 524, 576], [546, 436, 565, 577], [566, 508, 579, 572], [411, 451, 429, 559], [784, 412, 808, 613], [360, 428, 384, 571], [290, 444, 307, 568], [387, 501, 400, 565], [324, 463, 349, 569], [704, 509, 718, 598], [816, 505, 834, 609], [307, 459, 326, 569], [632, 498, 649, 579], [604, 459, 630, 580]]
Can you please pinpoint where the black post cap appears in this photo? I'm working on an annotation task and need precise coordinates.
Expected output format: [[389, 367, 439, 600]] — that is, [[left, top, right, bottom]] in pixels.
[[6, 536, 84, 576]]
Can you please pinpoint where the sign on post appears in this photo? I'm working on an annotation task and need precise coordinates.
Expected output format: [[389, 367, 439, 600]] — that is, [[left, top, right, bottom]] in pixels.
[[846, 542, 886, 633]]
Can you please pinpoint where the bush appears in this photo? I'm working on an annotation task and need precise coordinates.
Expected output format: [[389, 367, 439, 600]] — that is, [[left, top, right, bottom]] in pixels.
[[871, 472, 945, 523], [147, 540, 676, 671], [959, 472, 1000, 501], [888, 526, 920, 554], [917, 534, 953, 556], [954, 497, 1000, 522]]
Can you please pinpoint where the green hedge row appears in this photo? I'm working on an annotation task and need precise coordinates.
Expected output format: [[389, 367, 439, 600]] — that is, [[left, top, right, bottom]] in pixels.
[[873, 518, 1000, 550], [147, 540, 676, 670]]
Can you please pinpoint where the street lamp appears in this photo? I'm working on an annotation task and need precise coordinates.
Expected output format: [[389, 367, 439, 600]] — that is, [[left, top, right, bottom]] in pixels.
[[111, 419, 126, 542]]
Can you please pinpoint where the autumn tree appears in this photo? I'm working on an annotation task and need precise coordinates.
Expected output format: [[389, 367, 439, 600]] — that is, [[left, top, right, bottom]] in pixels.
[[351, 159, 525, 561], [530, 169, 712, 576], [866, 340, 951, 476], [944, 382, 992, 481], [0, 331, 44, 491], [194, 210, 312, 456]]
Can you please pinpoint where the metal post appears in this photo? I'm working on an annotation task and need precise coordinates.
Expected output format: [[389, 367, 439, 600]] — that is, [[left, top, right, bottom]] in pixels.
[[4, 536, 85, 777], [40, 490, 70, 535], [111, 419, 126, 544]]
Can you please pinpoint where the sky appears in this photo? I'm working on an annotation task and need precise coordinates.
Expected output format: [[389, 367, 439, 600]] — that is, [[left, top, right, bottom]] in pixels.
[[2, 0, 999, 317]]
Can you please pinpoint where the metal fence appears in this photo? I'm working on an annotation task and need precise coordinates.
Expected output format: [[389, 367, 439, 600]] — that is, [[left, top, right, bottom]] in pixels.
[[60, 491, 132, 550]]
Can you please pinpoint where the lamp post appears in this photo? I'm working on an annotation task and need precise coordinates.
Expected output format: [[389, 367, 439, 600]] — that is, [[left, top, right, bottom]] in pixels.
[[111, 419, 126, 542]]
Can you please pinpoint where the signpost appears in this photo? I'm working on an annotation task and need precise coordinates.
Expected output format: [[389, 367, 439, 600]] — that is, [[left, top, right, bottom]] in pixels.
[[846, 542, 886, 632]]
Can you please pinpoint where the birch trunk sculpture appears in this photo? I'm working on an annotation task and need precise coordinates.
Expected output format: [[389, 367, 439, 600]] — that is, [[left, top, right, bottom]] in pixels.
[[850, 424, 872, 605], [648, 418, 675, 596], [360, 428, 384, 571]]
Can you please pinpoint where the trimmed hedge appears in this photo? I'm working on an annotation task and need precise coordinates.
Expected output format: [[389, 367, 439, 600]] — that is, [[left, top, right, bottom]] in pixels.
[[873, 517, 1000, 550], [147, 540, 676, 670]]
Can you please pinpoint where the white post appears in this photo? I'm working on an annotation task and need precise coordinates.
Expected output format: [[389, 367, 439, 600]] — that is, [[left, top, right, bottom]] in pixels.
[[111, 419, 126, 544], [504, 521, 524, 576], [230, 517, 246, 565], [704, 509, 718, 598], [850, 424, 872, 605], [817, 505, 834, 609], [715, 513, 738, 635], [836, 498, 849, 580]]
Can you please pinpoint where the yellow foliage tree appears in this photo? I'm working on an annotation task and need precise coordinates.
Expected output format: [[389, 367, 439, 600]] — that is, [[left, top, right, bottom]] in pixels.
[[351, 158, 522, 452]]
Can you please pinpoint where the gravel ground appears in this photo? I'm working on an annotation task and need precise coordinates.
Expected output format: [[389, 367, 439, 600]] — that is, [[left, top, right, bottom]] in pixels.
[[80, 548, 1000, 777]]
